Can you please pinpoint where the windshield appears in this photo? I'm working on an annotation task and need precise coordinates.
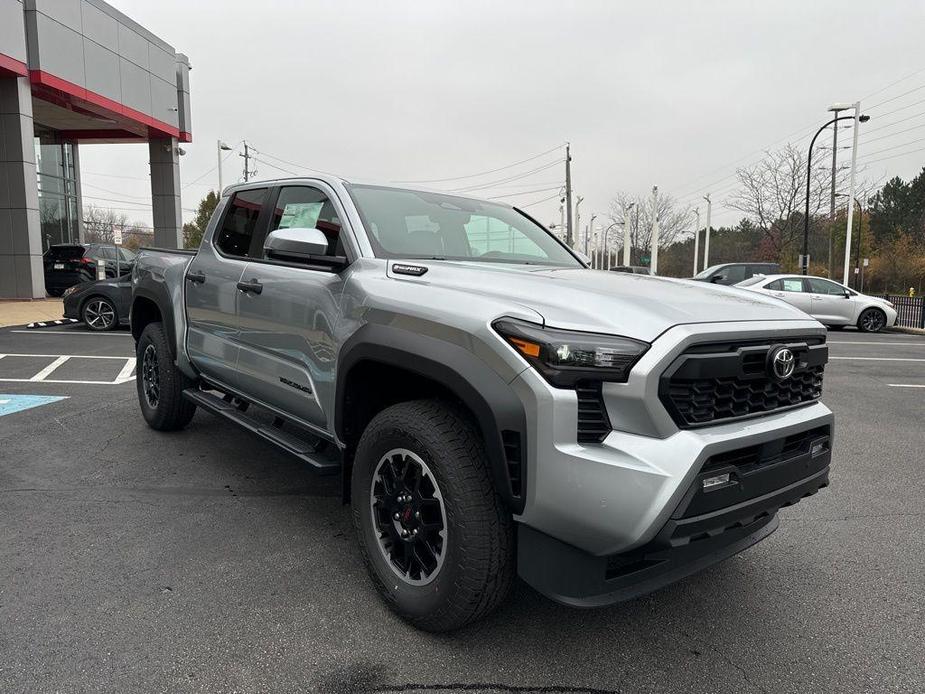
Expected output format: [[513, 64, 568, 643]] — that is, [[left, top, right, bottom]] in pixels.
[[693, 264, 723, 279], [347, 184, 582, 267]]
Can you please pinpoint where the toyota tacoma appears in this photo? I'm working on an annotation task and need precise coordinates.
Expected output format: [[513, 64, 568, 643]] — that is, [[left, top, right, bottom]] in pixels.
[[130, 176, 833, 631]]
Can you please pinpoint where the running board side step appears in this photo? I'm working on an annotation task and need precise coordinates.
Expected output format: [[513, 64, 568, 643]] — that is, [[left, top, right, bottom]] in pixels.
[[182, 388, 341, 474]]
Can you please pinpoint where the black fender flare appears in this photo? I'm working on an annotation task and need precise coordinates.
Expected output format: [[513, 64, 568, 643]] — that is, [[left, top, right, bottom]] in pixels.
[[131, 280, 178, 358], [335, 323, 527, 513]]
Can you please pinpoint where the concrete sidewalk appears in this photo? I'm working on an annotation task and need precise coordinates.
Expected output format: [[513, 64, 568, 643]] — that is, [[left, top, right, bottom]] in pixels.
[[0, 298, 64, 327]]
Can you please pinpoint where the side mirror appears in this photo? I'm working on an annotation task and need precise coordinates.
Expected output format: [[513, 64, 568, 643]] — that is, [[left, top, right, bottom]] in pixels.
[[843, 290, 851, 298], [263, 227, 348, 270], [264, 227, 328, 258]]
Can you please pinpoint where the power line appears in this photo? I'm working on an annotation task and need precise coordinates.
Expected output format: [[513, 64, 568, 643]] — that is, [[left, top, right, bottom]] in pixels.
[[447, 159, 564, 193], [867, 83, 925, 111], [860, 121, 925, 145], [863, 144, 925, 166], [868, 96, 925, 121], [858, 109, 925, 136], [485, 186, 562, 200], [516, 192, 560, 208], [861, 65, 925, 101], [249, 147, 343, 179], [393, 144, 565, 184], [858, 135, 925, 160]]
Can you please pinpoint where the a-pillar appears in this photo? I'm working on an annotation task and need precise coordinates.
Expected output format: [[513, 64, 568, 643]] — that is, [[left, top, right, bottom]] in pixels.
[[149, 137, 183, 248], [0, 74, 43, 298]]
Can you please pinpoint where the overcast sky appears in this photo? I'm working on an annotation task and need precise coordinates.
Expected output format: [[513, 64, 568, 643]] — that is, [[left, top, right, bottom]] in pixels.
[[79, 0, 925, 236]]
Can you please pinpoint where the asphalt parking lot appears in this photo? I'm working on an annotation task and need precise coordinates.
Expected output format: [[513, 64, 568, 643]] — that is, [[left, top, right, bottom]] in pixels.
[[1, 324, 923, 694]]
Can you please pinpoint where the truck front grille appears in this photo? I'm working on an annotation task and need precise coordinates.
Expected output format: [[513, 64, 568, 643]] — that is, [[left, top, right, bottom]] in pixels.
[[659, 337, 827, 429]]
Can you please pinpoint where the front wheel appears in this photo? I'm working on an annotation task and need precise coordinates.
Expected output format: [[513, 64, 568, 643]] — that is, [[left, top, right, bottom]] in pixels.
[[858, 307, 886, 333], [351, 399, 514, 632], [82, 296, 118, 331], [136, 322, 196, 430]]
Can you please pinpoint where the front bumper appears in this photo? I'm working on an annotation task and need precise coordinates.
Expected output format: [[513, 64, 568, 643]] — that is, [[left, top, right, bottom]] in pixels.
[[518, 428, 831, 606]]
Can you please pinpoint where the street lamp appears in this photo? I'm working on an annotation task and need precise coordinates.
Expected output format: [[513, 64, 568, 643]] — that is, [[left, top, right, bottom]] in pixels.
[[836, 192, 863, 289], [801, 113, 869, 274], [622, 202, 635, 267], [217, 139, 233, 193], [601, 222, 619, 270]]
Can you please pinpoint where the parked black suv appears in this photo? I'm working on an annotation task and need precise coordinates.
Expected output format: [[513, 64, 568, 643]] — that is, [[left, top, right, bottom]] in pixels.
[[692, 262, 780, 286], [43, 243, 136, 296]]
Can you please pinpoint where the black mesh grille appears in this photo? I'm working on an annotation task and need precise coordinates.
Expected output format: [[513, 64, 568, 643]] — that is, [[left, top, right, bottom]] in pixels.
[[576, 381, 611, 443], [660, 338, 826, 429]]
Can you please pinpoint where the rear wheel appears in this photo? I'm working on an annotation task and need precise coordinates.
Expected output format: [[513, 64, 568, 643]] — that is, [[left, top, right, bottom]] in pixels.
[[858, 307, 886, 333], [351, 399, 514, 632], [136, 322, 196, 430], [82, 296, 118, 331]]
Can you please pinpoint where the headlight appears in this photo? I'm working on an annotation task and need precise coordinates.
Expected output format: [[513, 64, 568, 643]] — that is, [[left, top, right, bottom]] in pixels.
[[493, 318, 649, 387], [62, 286, 78, 298]]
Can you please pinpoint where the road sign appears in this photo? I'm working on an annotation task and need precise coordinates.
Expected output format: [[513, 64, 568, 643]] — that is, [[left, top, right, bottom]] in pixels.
[[640, 256, 650, 264], [113, 228, 123, 244], [863, 258, 869, 267]]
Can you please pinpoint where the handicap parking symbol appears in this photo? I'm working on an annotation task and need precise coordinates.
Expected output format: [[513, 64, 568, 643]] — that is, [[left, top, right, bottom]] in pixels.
[[0, 394, 68, 417]]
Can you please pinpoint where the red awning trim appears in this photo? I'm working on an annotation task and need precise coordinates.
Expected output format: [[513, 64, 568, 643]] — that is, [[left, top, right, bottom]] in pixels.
[[29, 69, 184, 140], [0, 52, 28, 77]]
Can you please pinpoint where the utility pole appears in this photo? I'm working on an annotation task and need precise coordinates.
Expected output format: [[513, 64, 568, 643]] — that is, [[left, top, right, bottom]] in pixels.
[[650, 186, 659, 275], [217, 140, 232, 193], [703, 193, 712, 269], [828, 105, 849, 278], [843, 102, 861, 286], [240, 140, 255, 182], [622, 202, 635, 267], [693, 207, 701, 275], [565, 144, 573, 247]]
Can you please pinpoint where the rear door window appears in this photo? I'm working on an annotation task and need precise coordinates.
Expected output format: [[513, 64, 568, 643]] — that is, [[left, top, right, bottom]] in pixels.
[[808, 278, 846, 295], [215, 188, 269, 258], [781, 278, 806, 292]]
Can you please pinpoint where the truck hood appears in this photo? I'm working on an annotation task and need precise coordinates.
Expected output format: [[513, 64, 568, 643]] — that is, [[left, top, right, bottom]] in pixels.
[[388, 261, 811, 342]]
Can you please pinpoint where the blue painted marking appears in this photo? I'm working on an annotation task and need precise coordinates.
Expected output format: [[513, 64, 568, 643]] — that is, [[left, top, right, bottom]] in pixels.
[[0, 394, 68, 417]]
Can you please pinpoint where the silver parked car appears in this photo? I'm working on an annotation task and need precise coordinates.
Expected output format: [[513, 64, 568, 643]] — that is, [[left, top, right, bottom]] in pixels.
[[737, 274, 897, 331]]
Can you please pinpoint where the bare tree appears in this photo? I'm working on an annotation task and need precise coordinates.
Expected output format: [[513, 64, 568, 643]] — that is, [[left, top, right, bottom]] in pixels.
[[82, 204, 148, 244], [607, 190, 693, 255], [727, 143, 846, 257]]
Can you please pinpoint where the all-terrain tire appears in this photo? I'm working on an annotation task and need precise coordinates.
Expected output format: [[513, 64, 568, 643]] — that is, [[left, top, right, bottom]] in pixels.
[[136, 321, 196, 431], [351, 399, 515, 632]]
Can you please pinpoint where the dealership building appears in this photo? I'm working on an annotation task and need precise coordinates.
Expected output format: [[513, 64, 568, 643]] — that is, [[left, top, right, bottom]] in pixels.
[[0, 0, 191, 298]]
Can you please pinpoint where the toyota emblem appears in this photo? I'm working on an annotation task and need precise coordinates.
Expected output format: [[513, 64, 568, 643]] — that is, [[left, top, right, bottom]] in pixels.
[[768, 346, 796, 380]]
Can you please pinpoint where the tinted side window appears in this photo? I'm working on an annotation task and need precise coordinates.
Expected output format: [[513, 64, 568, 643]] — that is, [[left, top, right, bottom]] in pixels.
[[215, 188, 268, 258], [267, 186, 344, 257], [809, 278, 845, 295], [721, 265, 747, 283], [766, 279, 782, 290]]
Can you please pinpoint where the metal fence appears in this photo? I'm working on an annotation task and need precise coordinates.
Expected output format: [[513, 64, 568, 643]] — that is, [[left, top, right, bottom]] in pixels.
[[884, 295, 925, 329]]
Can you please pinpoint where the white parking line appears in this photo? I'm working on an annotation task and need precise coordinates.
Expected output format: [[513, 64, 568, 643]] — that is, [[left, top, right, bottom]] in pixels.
[[0, 353, 136, 386], [8, 330, 132, 337], [830, 357, 925, 362], [888, 384, 925, 388], [29, 355, 69, 381]]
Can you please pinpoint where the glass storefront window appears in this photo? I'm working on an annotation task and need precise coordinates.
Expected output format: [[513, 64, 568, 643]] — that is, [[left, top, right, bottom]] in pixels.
[[34, 127, 79, 251]]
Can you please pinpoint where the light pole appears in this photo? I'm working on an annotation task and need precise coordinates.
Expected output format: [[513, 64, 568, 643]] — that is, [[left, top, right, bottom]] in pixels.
[[601, 222, 618, 270], [842, 101, 863, 286], [826, 103, 851, 278], [802, 112, 869, 274], [575, 195, 584, 252], [586, 213, 597, 257], [217, 139, 232, 193], [703, 193, 712, 269], [693, 207, 701, 275], [836, 192, 863, 289], [650, 186, 659, 275], [622, 202, 635, 267]]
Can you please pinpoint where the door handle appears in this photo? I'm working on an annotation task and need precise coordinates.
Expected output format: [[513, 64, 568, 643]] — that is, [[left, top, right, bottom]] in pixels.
[[236, 279, 263, 294], [186, 271, 206, 284]]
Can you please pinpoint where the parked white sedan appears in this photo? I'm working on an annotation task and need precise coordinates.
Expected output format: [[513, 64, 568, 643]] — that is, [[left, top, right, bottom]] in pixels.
[[736, 274, 897, 332]]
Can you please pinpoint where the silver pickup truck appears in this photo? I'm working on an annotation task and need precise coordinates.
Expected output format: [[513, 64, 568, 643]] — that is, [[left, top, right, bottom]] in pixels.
[[131, 176, 834, 631]]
